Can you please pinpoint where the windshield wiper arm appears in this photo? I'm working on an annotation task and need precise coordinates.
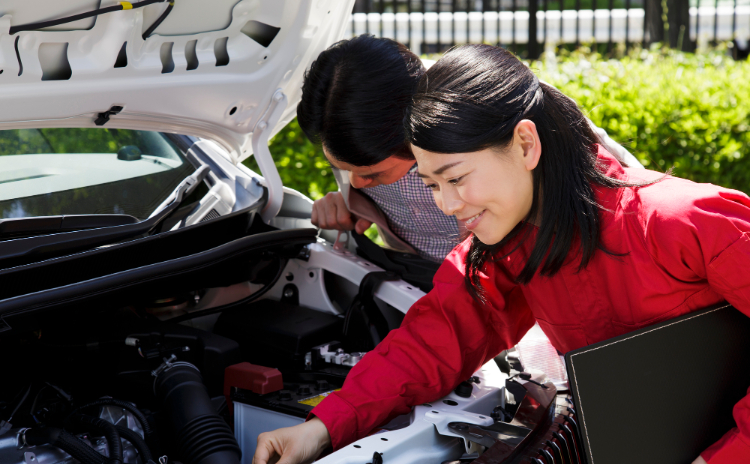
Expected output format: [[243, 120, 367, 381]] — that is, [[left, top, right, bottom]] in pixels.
[[146, 164, 209, 221], [0, 165, 210, 268]]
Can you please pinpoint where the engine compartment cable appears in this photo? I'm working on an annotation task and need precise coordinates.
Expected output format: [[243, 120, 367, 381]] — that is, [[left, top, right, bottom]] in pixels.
[[115, 424, 154, 462], [9, 0, 169, 35], [142, 2, 175, 39], [5, 383, 31, 422], [65, 414, 124, 464], [68, 397, 157, 455], [25, 427, 109, 464]]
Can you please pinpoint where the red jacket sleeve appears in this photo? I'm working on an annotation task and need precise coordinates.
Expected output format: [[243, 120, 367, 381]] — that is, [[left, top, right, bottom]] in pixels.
[[639, 183, 750, 463], [311, 240, 535, 450]]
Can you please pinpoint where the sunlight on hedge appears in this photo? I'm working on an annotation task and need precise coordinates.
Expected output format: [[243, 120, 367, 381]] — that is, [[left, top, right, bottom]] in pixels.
[[243, 120, 335, 200], [533, 46, 750, 193], [245, 46, 750, 205]]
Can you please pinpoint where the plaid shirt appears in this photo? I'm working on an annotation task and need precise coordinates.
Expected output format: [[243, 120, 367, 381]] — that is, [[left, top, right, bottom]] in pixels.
[[359, 163, 461, 262]]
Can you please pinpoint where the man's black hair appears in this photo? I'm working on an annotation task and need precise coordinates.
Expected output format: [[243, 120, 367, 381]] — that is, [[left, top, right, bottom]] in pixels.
[[297, 35, 424, 167]]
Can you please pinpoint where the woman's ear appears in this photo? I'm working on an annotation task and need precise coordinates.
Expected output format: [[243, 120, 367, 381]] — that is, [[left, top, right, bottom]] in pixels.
[[514, 119, 542, 171]]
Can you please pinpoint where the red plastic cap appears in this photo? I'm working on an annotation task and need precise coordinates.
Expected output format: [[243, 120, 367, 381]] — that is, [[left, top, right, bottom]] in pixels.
[[224, 362, 284, 421], [224, 362, 284, 397]]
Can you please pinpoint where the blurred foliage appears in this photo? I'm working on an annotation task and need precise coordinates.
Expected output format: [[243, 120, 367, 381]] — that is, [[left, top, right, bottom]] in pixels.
[[242, 119, 336, 200], [242, 121, 384, 242], [247, 47, 750, 202], [0, 128, 141, 156], [532, 45, 750, 194], [244, 45, 750, 248]]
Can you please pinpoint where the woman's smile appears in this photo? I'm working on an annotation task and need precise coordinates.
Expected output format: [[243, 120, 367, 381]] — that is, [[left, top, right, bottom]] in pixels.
[[461, 210, 486, 230]]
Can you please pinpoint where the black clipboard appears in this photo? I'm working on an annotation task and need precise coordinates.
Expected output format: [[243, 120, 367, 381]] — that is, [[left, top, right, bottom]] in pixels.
[[565, 304, 750, 464]]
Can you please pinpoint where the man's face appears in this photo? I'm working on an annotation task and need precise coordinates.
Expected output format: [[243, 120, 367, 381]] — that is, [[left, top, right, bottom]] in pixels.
[[323, 147, 416, 189]]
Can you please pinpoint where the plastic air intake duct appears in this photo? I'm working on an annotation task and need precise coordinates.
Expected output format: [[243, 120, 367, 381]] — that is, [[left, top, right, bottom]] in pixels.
[[153, 358, 241, 464]]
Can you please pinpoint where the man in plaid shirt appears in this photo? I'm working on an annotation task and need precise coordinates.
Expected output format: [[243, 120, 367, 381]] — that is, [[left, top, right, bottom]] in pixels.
[[298, 35, 639, 262]]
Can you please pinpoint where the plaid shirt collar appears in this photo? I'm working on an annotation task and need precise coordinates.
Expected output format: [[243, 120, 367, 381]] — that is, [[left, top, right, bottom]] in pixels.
[[359, 164, 461, 262]]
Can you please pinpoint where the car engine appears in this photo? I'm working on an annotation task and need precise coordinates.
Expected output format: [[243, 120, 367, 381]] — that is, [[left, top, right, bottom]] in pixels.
[[0, 311, 243, 464], [0, 224, 580, 464]]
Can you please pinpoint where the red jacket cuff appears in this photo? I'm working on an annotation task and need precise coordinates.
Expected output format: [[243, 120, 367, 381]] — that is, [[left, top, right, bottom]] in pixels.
[[702, 428, 750, 463], [308, 393, 360, 451]]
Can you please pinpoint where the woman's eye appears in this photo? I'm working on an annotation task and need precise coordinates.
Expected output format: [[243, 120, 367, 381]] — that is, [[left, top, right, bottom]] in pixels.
[[448, 176, 463, 185], [425, 183, 438, 191]]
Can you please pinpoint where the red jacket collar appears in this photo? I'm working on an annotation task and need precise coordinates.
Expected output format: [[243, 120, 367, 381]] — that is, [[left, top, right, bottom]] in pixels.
[[594, 143, 628, 181]]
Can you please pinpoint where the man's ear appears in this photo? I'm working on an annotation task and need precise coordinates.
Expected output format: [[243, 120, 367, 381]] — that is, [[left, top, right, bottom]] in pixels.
[[514, 119, 542, 171]]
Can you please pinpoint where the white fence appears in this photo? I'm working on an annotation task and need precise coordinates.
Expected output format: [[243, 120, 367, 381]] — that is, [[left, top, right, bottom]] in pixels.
[[346, 8, 750, 50]]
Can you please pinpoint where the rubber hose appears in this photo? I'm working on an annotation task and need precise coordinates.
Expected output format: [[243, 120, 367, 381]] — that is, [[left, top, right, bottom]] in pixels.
[[114, 424, 154, 462], [154, 363, 241, 464], [71, 398, 156, 448], [66, 414, 124, 464], [25, 427, 107, 464]]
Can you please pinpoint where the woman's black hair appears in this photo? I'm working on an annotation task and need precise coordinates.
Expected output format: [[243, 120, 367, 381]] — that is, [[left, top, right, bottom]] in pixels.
[[406, 45, 661, 301], [297, 35, 424, 167]]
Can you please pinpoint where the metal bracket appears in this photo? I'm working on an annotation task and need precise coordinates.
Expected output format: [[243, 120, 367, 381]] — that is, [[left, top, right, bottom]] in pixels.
[[0, 316, 10, 333], [423, 408, 495, 454], [151, 354, 179, 377], [332, 230, 348, 253], [251, 89, 288, 224], [446, 421, 530, 448]]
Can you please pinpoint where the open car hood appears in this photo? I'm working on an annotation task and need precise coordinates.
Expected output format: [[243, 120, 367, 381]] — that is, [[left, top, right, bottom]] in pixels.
[[0, 0, 352, 163]]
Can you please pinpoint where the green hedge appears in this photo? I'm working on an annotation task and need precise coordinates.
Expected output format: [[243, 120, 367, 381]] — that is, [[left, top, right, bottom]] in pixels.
[[245, 47, 750, 202], [534, 47, 750, 193], [243, 120, 334, 200]]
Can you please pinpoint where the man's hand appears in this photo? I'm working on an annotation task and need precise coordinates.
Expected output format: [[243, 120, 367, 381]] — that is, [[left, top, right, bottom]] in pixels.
[[252, 417, 332, 464], [311, 192, 372, 234]]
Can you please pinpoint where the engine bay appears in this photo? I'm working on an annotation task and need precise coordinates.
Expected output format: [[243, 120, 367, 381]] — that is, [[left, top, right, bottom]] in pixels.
[[0, 309, 242, 464], [0, 231, 579, 464]]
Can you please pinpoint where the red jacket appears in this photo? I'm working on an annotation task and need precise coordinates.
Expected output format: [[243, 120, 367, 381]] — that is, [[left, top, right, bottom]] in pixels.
[[312, 147, 750, 463]]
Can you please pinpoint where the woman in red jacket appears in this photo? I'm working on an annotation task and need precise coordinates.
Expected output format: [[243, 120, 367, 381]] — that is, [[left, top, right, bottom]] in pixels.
[[253, 45, 750, 464]]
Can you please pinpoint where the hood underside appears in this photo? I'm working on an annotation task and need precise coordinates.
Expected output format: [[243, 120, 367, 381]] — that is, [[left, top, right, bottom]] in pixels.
[[0, 0, 352, 162]]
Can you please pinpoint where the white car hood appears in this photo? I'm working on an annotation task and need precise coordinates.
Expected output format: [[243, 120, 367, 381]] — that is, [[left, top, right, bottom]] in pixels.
[[0, 0, 352, 163]]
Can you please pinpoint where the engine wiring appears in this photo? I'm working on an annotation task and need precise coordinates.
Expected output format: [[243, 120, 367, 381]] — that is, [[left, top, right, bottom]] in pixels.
[[5, 383, 31, 423], [142, 2, 175, 39], [9, 0, 173, 36], [29, 383, 72, 424], [29, 386, 48, 423], [0, 383, 32, 434]]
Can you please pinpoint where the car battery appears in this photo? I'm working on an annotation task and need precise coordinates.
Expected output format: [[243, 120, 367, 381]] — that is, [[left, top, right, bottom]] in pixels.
[[214, 300, 344, 370], [229, 368, 348, 463]]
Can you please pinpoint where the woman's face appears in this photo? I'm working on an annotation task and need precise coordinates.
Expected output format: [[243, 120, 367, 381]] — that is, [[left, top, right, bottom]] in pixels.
[[412, 120, 542, 245]]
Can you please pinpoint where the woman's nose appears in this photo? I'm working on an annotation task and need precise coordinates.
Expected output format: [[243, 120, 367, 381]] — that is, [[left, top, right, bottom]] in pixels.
[[439, 190, 464, 217], [349, 172, 372, 189]]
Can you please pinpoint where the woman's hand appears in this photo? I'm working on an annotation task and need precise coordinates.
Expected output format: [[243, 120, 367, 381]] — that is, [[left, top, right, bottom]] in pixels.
[[691, 457, 707, 464], [252, 417, 332, 464]]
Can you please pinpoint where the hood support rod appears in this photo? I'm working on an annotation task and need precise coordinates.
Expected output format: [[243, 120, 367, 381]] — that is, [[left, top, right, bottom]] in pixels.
[[251, 89, 287, 225]]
